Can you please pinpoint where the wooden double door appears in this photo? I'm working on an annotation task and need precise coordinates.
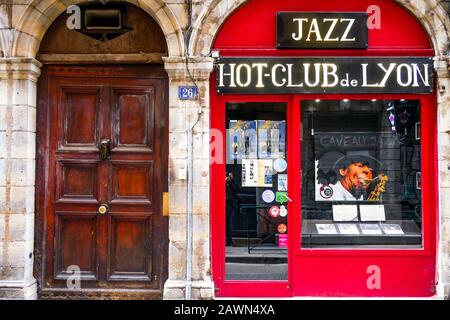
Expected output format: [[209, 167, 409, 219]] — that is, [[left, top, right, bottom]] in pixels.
[[35, 65, 168, 299]]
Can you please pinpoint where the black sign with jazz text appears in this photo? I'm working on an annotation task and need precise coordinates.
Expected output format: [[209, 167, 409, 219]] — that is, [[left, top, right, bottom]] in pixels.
[[277, 12, 368, 49], [215, 57, 433, 94]]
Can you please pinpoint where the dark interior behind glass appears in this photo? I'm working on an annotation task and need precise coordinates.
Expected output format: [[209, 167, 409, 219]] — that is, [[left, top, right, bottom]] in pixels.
[[301, 100, 422, 248], [225, 102, 288, 280]]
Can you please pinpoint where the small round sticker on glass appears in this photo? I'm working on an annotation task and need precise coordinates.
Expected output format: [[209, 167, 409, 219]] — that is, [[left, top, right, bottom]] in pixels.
[[277, 223, 287, 234], [269, 206, 280, 218], [279, 205, 288, 217], [273, 158, 287, 173], [262, 190, 275, 203]]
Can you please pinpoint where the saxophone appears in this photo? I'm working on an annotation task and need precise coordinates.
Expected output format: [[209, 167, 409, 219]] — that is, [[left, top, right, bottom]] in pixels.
[[367, 174, 389, 201]]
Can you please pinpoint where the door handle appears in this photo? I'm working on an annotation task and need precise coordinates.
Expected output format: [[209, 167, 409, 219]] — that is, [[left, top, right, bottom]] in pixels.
[[100, 139, 110, 160], [98, 203, 109, 215]]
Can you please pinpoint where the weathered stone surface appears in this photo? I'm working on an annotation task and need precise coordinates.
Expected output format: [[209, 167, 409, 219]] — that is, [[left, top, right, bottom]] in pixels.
[[10, 159, 34, 186], [169, 185, 187, 214], [4, 213, 34, 242], [163, 279, 186, 299], [12, 105, 35, 132], [192, 159, 209, 187], [168, 241, 186, 280], [10, 186, 34, 215], [169, 105, 187, 133], [440, 187, 450, 219], [192, 186, 209, 214], [11, 132, 35, 159], [169, 132, 188, 159], [440, 161, 450, 188], [0, 280, 36, 300]]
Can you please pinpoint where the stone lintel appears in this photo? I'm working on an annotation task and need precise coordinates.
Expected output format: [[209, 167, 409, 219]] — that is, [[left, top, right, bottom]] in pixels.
[[163, 56, 214, 82], [0, 57, 42, 82]]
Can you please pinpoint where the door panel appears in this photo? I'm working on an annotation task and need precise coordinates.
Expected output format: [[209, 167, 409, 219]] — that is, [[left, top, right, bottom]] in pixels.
[[56, 160, 99, 202], [112, 87, 155, 152], [108, 215, 153, 281], [36, 65, 168, 299], [54, 212, 99, 280], [58, 86, 102, 150], [110, 161, 153, 203]]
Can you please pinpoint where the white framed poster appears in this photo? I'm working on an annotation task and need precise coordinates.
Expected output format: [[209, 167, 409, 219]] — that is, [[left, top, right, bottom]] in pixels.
[[332, 205, 358, 222], [360, 204, 386, 222], [241, 159, 273, 187]]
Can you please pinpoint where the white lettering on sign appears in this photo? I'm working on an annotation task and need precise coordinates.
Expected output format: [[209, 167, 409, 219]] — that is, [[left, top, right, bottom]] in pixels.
[[292, 18, 357, 42], [340, 19, 356, 41], [216, 58, 433, 94], [272, 64, 287, 87], [323, 19, 339, 42], [322, 63, 339, 87], [236, 64, 252, 87], [292, 18, 308, 41]]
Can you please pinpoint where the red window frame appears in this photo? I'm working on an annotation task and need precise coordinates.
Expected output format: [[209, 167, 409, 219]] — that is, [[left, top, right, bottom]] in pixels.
[[209, 0, 437, 298], [210, 85, 437, 298]]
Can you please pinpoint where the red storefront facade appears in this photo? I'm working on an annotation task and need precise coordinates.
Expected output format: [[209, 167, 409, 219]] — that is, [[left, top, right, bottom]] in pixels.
[[210, 0, 438, 298]]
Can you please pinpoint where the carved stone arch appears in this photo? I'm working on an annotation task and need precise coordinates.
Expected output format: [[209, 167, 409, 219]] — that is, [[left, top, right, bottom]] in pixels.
[[190, 0, 247, 56], [191, 0, 450, 57], [0, 30, 7, 57], [11, 0, 185, 58], [392, 0, 450, 56]]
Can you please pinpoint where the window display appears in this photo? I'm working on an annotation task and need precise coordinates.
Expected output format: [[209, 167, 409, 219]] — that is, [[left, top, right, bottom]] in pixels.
[[301, 100, 422, 248], [225, 102, 288, 280]]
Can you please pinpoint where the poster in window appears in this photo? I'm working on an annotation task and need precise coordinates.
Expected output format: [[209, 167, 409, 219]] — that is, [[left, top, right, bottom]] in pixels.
[[257, 120, 286, 159], [228, 120, 257, 161], [314, 132, 394, 202], [242, 159, 273, 187], [277, 174, 288, 191]]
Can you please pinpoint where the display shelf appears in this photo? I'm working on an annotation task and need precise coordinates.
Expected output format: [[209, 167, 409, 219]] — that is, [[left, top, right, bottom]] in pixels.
[[301, 219, 421, 247]]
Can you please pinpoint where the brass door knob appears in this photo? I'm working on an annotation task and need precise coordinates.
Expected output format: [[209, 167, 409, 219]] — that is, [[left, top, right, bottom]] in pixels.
[[98, 204, 109, 215]]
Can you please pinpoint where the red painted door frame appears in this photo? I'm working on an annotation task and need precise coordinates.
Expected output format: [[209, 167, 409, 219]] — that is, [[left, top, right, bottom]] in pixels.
[[210, 85, 438, 298], [209, 0, 438, 298]]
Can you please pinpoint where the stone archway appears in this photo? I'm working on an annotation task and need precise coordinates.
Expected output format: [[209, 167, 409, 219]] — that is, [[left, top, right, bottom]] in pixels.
[[11, 0, 184, 58], [0, 0, 190, 300], [191, 0, 450, 57]]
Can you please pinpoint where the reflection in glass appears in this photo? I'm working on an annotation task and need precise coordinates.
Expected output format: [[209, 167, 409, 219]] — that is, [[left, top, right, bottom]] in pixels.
[[225, 102, 288, 280], [301, 100, 422, 248]]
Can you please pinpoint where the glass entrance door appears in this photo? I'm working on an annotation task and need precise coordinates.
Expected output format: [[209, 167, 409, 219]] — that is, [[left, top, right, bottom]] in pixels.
[[224, 102, 289, 281], [212, 94, 436, 297], [300, 99, 423, 249]]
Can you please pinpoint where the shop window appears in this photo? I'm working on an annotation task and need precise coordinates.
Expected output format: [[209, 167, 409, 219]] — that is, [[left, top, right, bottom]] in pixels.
[[225, 102, 288, 280], [301, 100, 422, 248]]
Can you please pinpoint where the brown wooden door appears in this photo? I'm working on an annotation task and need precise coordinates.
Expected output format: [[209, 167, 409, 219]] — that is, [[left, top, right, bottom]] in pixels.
[[35, 65, 168, 299]]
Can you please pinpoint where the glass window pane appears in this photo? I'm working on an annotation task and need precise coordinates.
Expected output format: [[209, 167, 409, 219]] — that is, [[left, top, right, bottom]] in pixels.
[[301, 100, 422, 248], [225, 102, 288, 280]]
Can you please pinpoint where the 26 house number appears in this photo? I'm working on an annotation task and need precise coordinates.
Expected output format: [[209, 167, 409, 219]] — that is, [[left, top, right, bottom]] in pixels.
[[292, 18, 356, 42], [178, 86, 198, 100]]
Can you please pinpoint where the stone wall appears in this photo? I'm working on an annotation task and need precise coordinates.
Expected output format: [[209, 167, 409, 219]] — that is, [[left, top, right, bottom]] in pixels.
[[0, 57, 41, 299], [0, 0, 449, 300]]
